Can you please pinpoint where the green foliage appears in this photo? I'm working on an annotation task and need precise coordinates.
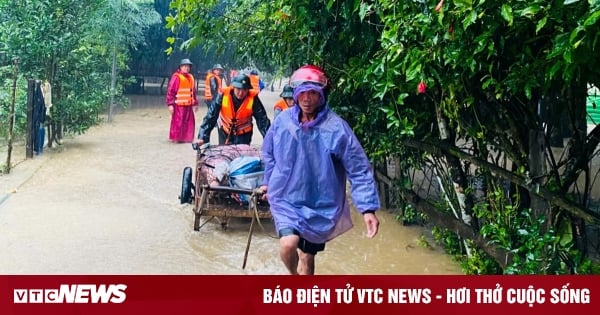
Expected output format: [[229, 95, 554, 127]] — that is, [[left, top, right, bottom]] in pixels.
[[416, 235, 433, 249], [432, 227, 503, 275], [501, 214, 570, 275], [362, 0, 600, 168], [396, 203, 426, 225], [366, 0, 600, 273], [468, 185, 595, 274], [0, 75, 27, 140], [3, 0, 599, 274], [429, 178, 600, 274], [459, 243, 504, 275], [475, 188, 520, 250], [0, 0, 161, 140]]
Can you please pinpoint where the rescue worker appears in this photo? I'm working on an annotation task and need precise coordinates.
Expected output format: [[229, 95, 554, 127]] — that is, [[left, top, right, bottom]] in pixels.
[[229, 69, 239, 84], [166, 58, 198, 143], [273, 84, 294, 119], [196, 73, 271, 145], [249, 69, 265, 92], [204, 64, 224, 107]]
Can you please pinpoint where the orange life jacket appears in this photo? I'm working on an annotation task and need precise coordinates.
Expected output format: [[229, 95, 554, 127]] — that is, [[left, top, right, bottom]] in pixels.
[[204, 72, 222, 100], [218, 87, 257, 136], [175, 73, 195, 106], [274, 98, 290, 111], [249, 74, 260, 91]]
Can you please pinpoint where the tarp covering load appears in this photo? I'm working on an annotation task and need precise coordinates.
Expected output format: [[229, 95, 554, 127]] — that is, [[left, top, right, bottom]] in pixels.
[[197, 144, 262, 190], [228, 156, 264, 203]]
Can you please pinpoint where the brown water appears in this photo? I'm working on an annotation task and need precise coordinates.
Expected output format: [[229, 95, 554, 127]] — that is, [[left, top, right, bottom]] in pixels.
[[0, 90, 462, 275]]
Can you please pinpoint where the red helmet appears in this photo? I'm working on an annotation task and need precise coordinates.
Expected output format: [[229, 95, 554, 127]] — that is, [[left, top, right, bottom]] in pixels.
[[289, 65, 329, 88]]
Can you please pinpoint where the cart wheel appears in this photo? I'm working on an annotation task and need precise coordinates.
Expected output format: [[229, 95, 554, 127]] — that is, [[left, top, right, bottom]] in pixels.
[[179, 167, 194, 204]]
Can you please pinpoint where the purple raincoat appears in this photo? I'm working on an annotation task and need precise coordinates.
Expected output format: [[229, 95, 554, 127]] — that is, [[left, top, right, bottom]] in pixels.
[[262, 104, 380, 244]]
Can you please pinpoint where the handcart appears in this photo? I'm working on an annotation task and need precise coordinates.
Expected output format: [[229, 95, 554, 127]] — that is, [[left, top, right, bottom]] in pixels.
[[179, 143, 272, 268]]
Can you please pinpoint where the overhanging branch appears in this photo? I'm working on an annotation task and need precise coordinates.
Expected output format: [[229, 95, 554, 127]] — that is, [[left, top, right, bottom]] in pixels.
[[402, 139, 600, 224]]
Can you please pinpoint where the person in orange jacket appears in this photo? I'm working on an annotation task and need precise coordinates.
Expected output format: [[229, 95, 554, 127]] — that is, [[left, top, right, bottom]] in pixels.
[[204, 64, 224, 107], [273, 84, 294, 119], [196, 73, 271, 145], [166, 58, 198, 143], [249, 69, 265, 92]]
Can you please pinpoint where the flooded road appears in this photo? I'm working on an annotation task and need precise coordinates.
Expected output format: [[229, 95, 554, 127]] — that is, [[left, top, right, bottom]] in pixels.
[[0, 90, 462, 275]]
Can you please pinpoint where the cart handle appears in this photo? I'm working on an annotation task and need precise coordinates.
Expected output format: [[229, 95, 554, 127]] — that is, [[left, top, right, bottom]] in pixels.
[[191, 142, 211, 151], [200, 184, 256, 195]]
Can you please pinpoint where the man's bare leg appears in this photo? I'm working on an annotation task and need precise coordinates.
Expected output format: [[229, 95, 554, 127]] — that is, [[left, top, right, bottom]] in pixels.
[[279, 235, 300, 275], [297, 251, 315, 275]]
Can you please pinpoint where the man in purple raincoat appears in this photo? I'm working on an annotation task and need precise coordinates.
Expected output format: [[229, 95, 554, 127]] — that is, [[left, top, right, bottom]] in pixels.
[[259, 65, 380, 275]]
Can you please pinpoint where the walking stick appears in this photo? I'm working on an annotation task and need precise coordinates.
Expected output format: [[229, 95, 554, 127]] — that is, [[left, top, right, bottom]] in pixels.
[[242, 214, 256, 269], [242, 193, 258, 269]]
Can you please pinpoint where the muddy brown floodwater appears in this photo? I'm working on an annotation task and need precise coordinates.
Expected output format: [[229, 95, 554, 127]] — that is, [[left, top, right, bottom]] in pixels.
[[0, 90, 462, 275]]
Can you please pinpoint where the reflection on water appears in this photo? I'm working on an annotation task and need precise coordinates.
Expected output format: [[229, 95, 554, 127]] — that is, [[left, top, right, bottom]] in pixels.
[[0, 93, 462, 275]]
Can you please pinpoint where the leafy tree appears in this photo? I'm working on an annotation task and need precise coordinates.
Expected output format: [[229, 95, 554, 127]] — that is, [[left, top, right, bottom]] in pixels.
[[0, 0, 160, 143], [365, 0, 600, 273], [117, 0, 600, 273]]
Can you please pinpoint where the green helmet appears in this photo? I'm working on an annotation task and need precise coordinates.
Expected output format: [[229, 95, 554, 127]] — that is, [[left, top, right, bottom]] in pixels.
[[179, 58, 193, 66], [231, 74, 253, 90], [280, 84, 294, 98], [212, 63, 223, 70]]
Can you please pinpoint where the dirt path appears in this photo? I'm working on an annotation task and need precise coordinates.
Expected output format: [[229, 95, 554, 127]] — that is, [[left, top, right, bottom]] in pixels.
[[0, 91, 462, 275]]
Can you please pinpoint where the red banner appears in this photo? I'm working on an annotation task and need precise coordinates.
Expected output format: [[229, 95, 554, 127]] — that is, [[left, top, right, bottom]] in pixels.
[[0, 275, 597, 314]]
